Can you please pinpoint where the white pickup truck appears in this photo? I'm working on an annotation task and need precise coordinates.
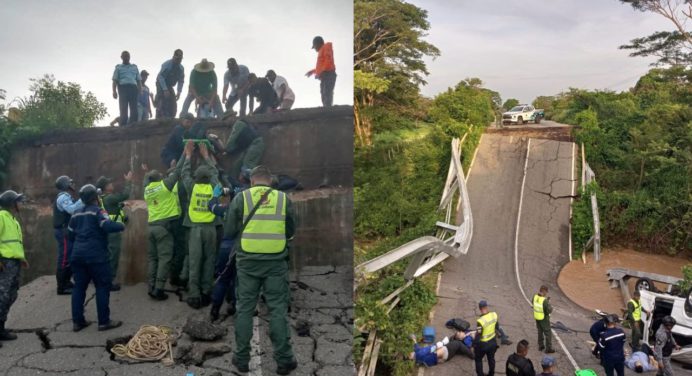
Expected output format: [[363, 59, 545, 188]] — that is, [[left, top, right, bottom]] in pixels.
[[501, 105, 543, 125]]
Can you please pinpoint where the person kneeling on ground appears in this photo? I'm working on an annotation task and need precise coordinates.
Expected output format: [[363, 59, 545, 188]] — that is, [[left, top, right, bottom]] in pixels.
[[68, 184, 125, 332], [409, 328, 475, 367]]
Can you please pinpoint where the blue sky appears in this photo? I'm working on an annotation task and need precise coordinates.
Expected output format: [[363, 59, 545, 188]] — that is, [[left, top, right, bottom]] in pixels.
[[0, 0, 353, 126], [409, 0, 672, 104]]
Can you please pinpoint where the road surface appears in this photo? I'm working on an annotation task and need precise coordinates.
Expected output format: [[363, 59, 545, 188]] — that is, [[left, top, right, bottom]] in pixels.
[[422, 131, 684, 375]]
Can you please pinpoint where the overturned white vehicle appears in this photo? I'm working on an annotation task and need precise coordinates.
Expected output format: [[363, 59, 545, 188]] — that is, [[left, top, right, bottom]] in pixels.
[[639, 281, 692, 365]]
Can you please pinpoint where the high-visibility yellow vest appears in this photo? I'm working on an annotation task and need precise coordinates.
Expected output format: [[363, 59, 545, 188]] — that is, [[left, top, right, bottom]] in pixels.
[[240, 187, 287, 253], [0, 210, 24, 259], [477, 312, 498, 342], [188, 183, 215, 224], [144, 181, 181, 223], [629, 299, 642, 321], [100, 195, 126, 223], [534, 294, 546, 321]]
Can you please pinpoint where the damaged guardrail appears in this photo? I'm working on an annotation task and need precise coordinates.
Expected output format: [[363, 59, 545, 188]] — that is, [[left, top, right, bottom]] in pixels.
[[581, 143, 601, 262], [355, 132, 475, 376]]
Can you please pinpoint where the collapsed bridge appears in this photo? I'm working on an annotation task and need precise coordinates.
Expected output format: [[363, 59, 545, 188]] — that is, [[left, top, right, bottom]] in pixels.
[[6, 106, 354, 285]]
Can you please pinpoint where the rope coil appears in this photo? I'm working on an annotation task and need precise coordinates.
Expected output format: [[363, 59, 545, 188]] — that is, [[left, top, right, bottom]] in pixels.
[[110, 325, 178, 365]]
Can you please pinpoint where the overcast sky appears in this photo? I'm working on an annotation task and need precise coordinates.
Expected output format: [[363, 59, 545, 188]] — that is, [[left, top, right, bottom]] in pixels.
[[0, 0, 353, 126], [409, 0, 672, 104]]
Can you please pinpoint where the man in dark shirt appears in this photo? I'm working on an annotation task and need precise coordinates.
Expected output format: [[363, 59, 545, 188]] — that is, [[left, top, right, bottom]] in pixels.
[[225, 120, 264, 183], [247, 73, 279, 115], [96, 171, 133, 291], [506, 339, 536, 376], [68, 185, 125, 332], [160, 113, 196, 169], [593, 314, 626, 376]]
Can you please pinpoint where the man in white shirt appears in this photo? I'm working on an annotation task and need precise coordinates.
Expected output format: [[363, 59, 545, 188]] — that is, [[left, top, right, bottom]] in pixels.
[[266, 70, 295, 110]]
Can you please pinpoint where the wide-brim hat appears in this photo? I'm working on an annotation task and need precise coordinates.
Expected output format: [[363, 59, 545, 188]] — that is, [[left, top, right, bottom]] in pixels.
[[194, 58, 215, 72]]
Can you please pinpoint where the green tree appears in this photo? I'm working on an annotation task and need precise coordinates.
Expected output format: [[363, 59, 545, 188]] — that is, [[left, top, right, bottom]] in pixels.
[[0, 76, 107, 188], [618, 0, 692, 66], [502, 98, 519, 110], [354, 0, 440, 145], [532, 95, 555, 117], [553, 67, 691, 253], [19, 74, 107, 133]]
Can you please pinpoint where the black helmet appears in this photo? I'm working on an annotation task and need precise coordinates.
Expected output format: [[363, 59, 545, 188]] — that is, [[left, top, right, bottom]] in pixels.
[[95, 176, 111, 190], [0, 190, 24, 208], [662, 316, 676, 326], [79, 184, 98, 204], [605, 314, 620, 324], [55, 175, 73, 190]]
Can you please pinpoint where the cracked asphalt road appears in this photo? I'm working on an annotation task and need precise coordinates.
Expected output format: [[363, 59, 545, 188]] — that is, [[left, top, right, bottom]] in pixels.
[[2, 266, 353, 376], [422, 132, 686, 375]]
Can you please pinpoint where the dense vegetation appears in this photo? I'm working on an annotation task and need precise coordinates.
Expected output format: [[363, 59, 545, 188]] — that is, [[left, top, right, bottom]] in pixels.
[[0, 75, 107, 187], [354, 1, 500, 374], [535, 67, 691, 255]]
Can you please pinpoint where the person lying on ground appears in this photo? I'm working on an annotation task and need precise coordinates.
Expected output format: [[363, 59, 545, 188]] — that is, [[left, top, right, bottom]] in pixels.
[[409, 330, 475, 367]]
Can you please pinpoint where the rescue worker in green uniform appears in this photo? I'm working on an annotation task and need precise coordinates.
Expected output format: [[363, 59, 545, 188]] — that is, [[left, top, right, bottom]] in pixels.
[[143, 160, 182, 301], [475, 300, 499, 376], [96, 171, 133, 291], [627, 291, 650, 351], [181, 141, 220, 309], [225, 119, 264, 183], [224, 165, 297, 375], [534, 285, 554, 353], [0, 190, 29, 346]]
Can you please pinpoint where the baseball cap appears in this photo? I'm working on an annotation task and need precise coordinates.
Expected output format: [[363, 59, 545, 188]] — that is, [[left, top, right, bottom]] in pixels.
[[541, 355, 555, 368], [478, 300, 488, 309]]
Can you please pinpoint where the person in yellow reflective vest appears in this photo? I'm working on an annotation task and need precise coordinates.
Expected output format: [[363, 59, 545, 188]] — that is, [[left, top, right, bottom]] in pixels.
[[627, 290, 650, 351], [474, 300, 501, 376], [223, 165, 297, 375], [534, 285, 554, 353], [181, 141, 220, 309], [143, 160, 182, 301], [0, 190, 29, 345], [95, 171, 133, 291]]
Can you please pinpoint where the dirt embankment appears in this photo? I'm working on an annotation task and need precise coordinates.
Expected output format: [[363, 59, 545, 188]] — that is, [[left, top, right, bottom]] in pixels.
[[558, 247, 691, 314]]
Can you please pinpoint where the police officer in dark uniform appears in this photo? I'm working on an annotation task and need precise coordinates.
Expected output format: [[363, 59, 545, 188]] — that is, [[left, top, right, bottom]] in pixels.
[[53, 175, 84, 295], [593, 314, 626, 376], [655, 316, 680, 376], [68, 185, 125, 332], [506, 339, 536, 376]]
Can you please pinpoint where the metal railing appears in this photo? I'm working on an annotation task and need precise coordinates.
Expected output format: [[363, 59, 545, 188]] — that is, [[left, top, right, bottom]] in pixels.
[[355, 132, 475, 376], [581, 143, 601, 262]]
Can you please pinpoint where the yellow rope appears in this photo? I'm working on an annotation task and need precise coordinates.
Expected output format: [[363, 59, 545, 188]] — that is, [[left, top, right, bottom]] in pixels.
[[110, 325, 178, 364]]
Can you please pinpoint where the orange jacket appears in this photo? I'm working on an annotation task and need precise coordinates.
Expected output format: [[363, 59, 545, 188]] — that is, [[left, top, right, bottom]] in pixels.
[[311, 42, 335, 78]]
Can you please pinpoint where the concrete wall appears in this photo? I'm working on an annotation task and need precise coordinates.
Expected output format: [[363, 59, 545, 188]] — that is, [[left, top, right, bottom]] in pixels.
[[6, 106, 353, 284]]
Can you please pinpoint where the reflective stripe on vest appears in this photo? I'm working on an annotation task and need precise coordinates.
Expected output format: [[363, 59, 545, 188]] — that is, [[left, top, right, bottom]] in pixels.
[[629, 299, 642, 321], [144, 181, 181, 223], [477, 312, 498, 342], [534, 294, 546, 321], [188, 184, 215, 223], [0, 210, 24, 259], [240, 187, 287, 253]]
